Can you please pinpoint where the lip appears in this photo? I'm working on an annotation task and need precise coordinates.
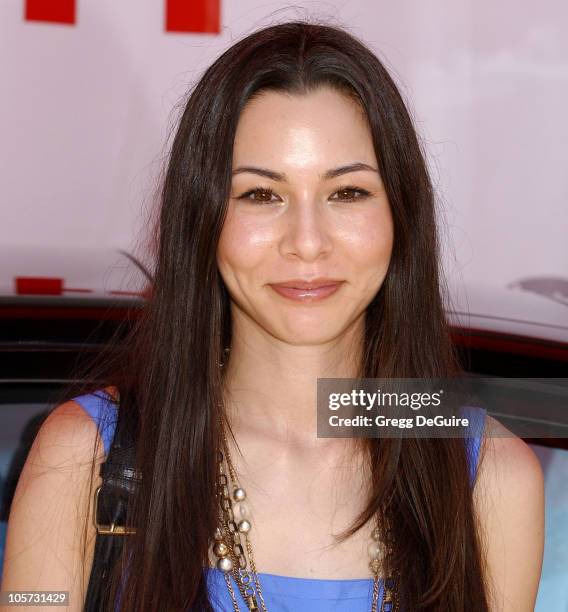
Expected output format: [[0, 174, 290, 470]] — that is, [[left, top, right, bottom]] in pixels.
[[268, 278, 344, 302]]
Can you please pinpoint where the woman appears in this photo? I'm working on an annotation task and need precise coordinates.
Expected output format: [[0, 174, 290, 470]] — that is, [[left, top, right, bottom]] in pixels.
[[1, 20, 544, 611]]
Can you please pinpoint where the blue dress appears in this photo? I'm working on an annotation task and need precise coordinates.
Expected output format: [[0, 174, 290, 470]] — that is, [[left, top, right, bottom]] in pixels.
[[73, 391, 486, 612]]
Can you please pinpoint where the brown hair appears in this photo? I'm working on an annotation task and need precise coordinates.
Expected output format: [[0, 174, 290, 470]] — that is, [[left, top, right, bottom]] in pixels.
[[72, 18, 488, 611]]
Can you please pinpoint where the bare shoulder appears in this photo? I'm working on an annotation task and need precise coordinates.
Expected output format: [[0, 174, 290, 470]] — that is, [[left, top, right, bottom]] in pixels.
[[476, 415, 543, 494], [0, 398, 107, 611], [474, 415, 545, 612]]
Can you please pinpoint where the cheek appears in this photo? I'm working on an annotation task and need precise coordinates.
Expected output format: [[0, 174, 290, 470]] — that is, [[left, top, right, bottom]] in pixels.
[[337, 207, 394, 272], [217, 213, 277, 279]]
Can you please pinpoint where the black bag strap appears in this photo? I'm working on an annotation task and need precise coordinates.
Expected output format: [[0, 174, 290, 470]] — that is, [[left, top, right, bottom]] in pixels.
[[84, 398, 141, 612]]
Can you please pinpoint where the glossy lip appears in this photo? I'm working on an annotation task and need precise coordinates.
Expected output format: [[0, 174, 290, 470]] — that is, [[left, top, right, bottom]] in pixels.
[[270, 278, 342, 289], [268, 278, 344, 303]]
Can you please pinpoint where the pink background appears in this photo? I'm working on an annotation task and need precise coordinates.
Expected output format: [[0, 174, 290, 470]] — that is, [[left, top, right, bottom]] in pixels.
[[0, 1, 566, 290]]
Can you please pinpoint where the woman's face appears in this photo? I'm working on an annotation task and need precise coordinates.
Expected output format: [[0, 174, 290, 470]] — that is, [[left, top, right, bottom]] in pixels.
[[217, 86, 394, 345]]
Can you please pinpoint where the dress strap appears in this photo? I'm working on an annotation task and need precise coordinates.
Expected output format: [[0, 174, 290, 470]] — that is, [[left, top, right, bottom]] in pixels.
[[72, 390, 118, 456], [460, 406, 487, 485]]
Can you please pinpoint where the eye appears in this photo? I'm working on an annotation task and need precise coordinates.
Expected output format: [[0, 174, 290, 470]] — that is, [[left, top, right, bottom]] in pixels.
[[330, 186, 372, 202], [236, 186, 280, 204], [235, 185, 373, 204]]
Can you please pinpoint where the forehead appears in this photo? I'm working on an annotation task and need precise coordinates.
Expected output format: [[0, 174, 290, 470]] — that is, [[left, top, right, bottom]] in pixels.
[[232, 87, 376, 169]]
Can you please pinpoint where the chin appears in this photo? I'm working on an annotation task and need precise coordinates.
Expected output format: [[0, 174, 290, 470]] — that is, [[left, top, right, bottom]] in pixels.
[[273, 318, 352, 346]]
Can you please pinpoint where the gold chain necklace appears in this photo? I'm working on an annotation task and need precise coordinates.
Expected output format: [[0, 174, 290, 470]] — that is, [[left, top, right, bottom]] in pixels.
[[209, 422, 400, 611]]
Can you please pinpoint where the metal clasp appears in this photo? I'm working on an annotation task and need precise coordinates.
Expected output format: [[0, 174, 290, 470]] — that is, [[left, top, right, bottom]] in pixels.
[[93, 485, 136, 535]]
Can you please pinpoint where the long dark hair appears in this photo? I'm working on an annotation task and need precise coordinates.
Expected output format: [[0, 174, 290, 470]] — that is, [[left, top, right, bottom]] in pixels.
[[72, 19, 489, 611]]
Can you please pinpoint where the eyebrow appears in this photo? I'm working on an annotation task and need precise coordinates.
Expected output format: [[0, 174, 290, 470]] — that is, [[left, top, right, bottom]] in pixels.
[[231, 162, 379, 181]]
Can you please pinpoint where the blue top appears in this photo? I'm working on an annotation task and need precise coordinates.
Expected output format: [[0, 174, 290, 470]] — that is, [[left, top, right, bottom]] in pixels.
[[73, 392, 486, 612]]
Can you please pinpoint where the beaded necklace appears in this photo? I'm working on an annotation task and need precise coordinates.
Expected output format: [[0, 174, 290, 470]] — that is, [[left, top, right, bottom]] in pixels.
[[209, 423, 400, 611]]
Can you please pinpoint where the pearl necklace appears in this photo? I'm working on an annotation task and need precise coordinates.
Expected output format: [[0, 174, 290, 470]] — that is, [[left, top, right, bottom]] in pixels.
[[209, 423, 400, 611]]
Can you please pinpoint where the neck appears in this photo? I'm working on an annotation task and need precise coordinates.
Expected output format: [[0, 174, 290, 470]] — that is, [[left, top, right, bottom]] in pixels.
[[221, 308, 364, 450]]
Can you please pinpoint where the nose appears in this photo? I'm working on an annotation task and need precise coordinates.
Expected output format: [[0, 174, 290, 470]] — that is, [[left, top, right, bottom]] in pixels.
[[279, 198, 333, 262]]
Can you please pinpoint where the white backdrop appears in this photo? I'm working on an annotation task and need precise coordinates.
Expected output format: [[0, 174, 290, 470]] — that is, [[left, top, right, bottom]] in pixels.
[[1, 0, 567, 291]]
